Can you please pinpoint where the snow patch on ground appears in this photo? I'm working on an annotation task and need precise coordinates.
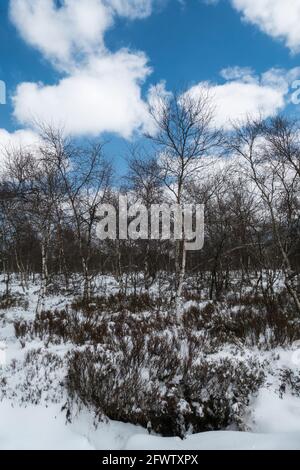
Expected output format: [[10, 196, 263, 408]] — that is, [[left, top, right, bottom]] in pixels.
[[1, 401, 300, 450], [251, 388, 300, 434]]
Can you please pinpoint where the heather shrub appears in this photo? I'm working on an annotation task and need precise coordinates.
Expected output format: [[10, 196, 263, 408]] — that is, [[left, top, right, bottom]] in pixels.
[[183, 299, 300, 350], [12, 289, 297, 436], [66, 343, 265, 437]]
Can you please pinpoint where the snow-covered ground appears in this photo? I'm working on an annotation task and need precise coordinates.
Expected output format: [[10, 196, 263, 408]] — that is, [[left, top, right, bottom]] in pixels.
[[1, 275, 300, 450], [1, 401, 300, 450]]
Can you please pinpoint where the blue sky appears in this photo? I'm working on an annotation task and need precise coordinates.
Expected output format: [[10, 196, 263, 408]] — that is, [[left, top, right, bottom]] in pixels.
[[1, 0, 300, 171], [107, 1, 299, 86]]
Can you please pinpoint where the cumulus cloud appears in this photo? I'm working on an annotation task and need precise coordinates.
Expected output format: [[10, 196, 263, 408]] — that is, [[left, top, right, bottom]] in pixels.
[[0, 128, 41, 168], [188, 67, 300, 129], [13, 51, 152, 138], [10, 0, 109, 70], [9, 0, 155, 70], [9, 0, 158, 138], [0, 128, 40, 149], [230, 0, 300, 53]]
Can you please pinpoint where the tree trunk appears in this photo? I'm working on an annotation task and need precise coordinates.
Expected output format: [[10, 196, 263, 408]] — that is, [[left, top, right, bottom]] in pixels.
[[175, 239, 186, 317]]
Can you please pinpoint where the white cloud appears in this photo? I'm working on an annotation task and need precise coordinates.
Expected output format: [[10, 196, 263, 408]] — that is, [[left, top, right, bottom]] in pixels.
[[13, 51, 152, 138], [220, 66, 255, 82], [231, 0, 300, 53], [0, 128, 41, 168], [107, 0, 153, 18], [188, 67, 300, 129], [0, 128, 40, 150], [10, 0, 109, 70], [9, 0, 155, 70], [9, 0, 158, 138]]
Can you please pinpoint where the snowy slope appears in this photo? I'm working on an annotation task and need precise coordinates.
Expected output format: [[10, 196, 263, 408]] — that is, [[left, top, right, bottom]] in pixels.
[[1, 401, 300, 450]]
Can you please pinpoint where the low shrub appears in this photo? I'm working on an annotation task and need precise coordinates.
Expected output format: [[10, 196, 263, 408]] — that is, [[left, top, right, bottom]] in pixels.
[[183, 300, 300, 350], [0, 293, 28, 310], [279, 368, 300, 397], [0, 349, 64, 404], [14, 308, 108, 345], [71, 292, 155, 315], [66, 345, 265, 437], [13, 288, 297, 436]]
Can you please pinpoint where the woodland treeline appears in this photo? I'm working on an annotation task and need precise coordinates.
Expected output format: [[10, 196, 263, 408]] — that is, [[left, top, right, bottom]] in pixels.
[[0, 89, 299, 311]]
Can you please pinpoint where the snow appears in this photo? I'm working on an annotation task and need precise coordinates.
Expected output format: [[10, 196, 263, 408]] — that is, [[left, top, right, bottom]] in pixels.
[[1, 274, 300, 450], [0, 402, 93, 450], [251, 389, 300, 434], [0, 401, 151, 450], [125, 431, 300, 451], [0, 401, 300, 450]]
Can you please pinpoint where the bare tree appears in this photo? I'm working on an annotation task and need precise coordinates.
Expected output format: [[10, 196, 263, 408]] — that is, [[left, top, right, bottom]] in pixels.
[[2, 149, 57, 309], [230, 117, 300, 313], [39, 127, 113, 301], [146, 87, 223, 311], [125, 146, 164, 289]]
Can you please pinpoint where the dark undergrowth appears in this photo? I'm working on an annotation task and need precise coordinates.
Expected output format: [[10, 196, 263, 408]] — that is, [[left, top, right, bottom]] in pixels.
[[66, 348, 264, 437], [12, 287, 300, 437]]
